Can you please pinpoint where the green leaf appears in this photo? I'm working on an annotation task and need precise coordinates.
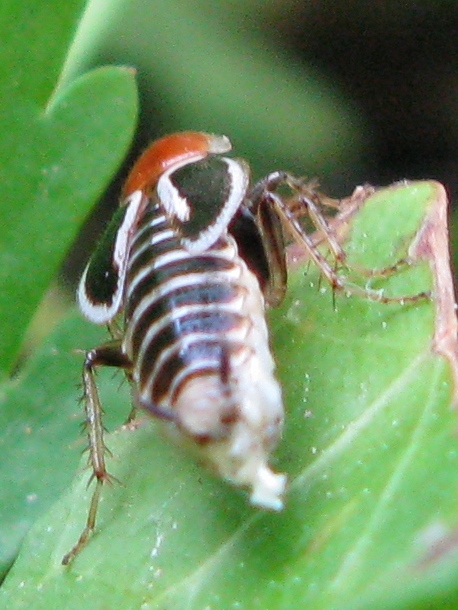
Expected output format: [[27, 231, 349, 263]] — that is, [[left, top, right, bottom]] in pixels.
[[0, 315, 126, 576], [0, 0, 138, 374], [2, 182, 458, 610]]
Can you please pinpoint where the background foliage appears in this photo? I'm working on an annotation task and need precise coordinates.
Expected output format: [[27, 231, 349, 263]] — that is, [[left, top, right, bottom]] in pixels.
[[1, 1, 458, 609]]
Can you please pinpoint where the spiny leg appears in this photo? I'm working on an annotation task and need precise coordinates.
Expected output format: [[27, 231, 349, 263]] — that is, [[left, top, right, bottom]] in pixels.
[[289, 186, 430, 303], [250, 171, 348, 291], [62, 342, 132, 566], [250, 172, 430, 305], [285, 176, 431, 299]]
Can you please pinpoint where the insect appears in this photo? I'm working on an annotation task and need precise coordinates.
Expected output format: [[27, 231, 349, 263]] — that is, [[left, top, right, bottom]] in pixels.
[[64, 131, 426, 565]]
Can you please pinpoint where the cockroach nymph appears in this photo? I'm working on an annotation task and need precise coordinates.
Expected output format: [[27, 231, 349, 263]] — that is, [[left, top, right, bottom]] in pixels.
[[64, 132, 427, 564]]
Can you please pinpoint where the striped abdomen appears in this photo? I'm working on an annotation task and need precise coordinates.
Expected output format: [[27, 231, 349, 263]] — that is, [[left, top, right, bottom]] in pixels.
[[75, 132, 288, 518], [122, 199, 280, 444]]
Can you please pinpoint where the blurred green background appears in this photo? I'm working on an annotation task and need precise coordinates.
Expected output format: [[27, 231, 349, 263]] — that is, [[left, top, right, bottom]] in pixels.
[[58, 0, 458, 284]]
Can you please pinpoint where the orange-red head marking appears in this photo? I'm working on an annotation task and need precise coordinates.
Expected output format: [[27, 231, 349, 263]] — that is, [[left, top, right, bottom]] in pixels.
[[123, 131, 232, 197]]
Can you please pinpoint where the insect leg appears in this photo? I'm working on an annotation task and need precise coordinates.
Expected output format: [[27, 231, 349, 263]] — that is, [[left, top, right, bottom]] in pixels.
[[289, 182, 431, 302], [251, 172, 430, 305], [62, 341, 132, 566], [285, 177, 432, 301], [249, 171, 346, 293]]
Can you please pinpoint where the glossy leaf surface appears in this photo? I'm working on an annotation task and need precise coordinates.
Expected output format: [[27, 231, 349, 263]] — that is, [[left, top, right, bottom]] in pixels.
[[0, 0, 138, 374]]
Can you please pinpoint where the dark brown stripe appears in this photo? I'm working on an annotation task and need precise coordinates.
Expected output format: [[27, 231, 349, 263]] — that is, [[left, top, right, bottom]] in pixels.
[[130, 215, 165, 240], [126, 255, 236, 320], [138, 311, 247, 396], [129, 282, 242, 355], [150, 340, 226, 403], [127, 234, 181, 283]]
